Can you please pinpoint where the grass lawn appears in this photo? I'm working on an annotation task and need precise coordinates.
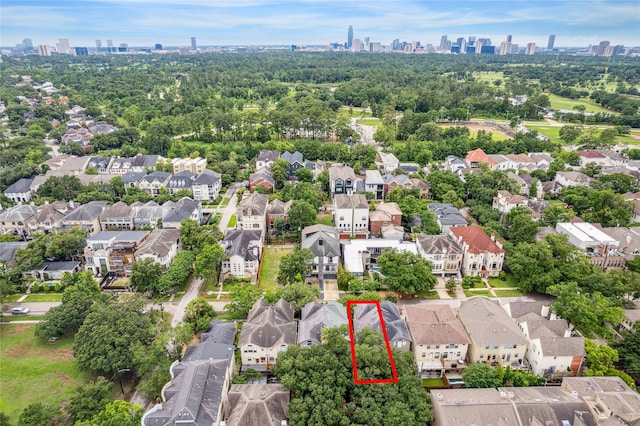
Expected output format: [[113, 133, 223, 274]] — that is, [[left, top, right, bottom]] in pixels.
[[439, 125, 511, 141], [1, 295, 22, 302], [473, 71, 505, 84], [0, 315, 46, 322], [494, 289, 527, 297], [25, 293, 63, 302], [546, 93, 614, 114], [0, 324, 93, 420], [338, 107, 372, 118], [464, 289, 493, 298], [422, 377, 446, 387], [227, 215, 237, 228], [258, 246, 293, 292], [356, 118, 382, 126], [219, 197, 230, 207], [416, 290, 440, 299], [316, 213, 334, 226], [525, 125, 562, 144], [488, 274, 519, 288]]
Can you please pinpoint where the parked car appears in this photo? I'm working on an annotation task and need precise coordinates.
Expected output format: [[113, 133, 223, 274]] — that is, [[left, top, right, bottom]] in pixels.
[[11, 307, 30, 315]]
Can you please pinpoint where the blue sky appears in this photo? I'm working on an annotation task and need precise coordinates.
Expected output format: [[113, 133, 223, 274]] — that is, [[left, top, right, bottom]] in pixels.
[[1, 0, 639, 48]]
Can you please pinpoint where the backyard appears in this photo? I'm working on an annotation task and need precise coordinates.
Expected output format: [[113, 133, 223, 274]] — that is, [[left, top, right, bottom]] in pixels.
[[258, 246, 293, 293], [0, 324, 93, 420]]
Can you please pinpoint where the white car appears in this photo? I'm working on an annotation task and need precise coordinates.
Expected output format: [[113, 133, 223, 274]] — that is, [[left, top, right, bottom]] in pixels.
[[11, 307, 30, 315]]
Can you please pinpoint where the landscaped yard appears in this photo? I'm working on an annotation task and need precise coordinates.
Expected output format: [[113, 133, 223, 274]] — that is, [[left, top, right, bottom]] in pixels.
[[258, 246, 293, 292], [0, 295, 22, 303], [494, 289, 527, 297], [219, 197, 230, 207], [463, 289, 493, 298], [488, 274, 519, 288], [416, 290, 440, 299], [25, 293, 63, 302], [422, 377, 446, 387], [0, 315, 46, 322], [227, 214, 237, 228], [0, 324, 93, 420], [316, 213, 334, 226]]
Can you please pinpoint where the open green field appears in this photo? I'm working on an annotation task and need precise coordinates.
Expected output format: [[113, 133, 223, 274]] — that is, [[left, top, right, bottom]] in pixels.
[[473, 71, 505, 85], [25, 293, 63, 302], [525, 125, 562, 144], [0, 324, 93, 420], [439, 125, 512, 141], [546, 93, 614, 114], [338, 107, 372, 118], [258, 246, 293, 292], [356, 118, 382, 126]]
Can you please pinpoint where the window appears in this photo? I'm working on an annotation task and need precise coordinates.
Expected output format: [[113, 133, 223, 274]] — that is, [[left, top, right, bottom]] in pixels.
[[253, 224, 260, 228], [504, 344, 517, 349], [485, 345, 498, 350], [434, 353, 440, 359], [445, 344, 458, 349], [421, 353, 426, 357]]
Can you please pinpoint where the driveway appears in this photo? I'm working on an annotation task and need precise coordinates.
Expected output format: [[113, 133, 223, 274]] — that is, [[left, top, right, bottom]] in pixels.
[[217, 183, 241, 234]]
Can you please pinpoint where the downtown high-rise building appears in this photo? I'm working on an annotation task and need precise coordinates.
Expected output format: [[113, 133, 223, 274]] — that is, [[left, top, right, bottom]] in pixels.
[[37, 45, 51, 56], [96, 39, 102, 50], [23, 38, 33, 50], [506, 35, 512, 43], [347, 25, 353, 49], [56, 38, 70, 54], [547, 34, 555, 50], [526, 42, 536, 55], [191, 37, 197, 50]]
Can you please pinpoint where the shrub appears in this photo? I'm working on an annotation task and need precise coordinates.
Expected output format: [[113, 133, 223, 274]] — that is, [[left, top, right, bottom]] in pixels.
[[31, 283, 39, 293], [41, 284, 48, 292], [499, 271, 506, 281], [385, 293, 399, 303], [54, 283, 60, 292]]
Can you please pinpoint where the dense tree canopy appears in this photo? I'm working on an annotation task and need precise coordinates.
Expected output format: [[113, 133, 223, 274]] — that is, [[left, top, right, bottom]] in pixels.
[[377, 249, 436, 294]]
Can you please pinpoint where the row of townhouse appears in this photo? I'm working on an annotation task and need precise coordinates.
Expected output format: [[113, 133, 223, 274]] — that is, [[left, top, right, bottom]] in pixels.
[[329, 164, 431, 200], [249, 149, 317, 192], [143, 319, 290, 426], [0, 197, 201, 240], [405, 298, 586, 381]]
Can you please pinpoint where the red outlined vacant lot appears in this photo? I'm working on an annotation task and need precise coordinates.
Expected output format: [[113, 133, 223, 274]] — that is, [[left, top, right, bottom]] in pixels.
[[346, 300, 399, 384]]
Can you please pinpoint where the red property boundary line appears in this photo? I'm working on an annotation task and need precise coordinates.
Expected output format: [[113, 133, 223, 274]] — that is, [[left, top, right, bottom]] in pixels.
[[346, 300, 399, 384]]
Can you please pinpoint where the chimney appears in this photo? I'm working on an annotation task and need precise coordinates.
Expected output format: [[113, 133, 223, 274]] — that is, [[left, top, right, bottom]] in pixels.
[[541, 304, 550, 318], [490, 233, 496, 242], [69, 200, 75, 209]]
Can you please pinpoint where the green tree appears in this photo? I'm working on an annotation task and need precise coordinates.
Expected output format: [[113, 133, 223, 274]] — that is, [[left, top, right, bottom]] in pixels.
[[462, 363, 500, 388], [194, 244, 226, 279], [76, 400, 143, 426], [130, 258, 163, 292], [65, 377, 112, 424], [613, 322, 640, 377], [225, 285, 265, 318], [156, 251, 195, 295], [503, 207, 538, 245], [73, 297, 155, 376], [506, 242, 558, 293], [273, 281, 320, 312], [17, 403, 59, 426], [377, 249, 436, 294], [277, 248, 313, 285], [271, 158, 291, 189], [184, 297, 216, 332], [295, 167, 314, 183], [288, 200, 317, 234]]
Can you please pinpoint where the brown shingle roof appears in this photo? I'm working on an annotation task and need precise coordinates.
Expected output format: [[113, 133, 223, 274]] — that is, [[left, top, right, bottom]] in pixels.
[[465, 148, 496, 166], [404, 305, 470, 345], [450, 226, 505, 254]]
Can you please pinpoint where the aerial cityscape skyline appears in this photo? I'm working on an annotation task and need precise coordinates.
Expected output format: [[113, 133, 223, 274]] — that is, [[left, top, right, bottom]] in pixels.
[[2, 0, 639, 48]]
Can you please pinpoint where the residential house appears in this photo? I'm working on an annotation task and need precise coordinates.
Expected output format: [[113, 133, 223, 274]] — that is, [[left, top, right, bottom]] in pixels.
[[382, 174, 413, 196], [133, 201, 167, 229], [162, 197, 203, 229], [353, 301, 411, 351], [142, 321, 235, 426], [44, 155, 89, 174], [165, 171, 195, 195], [134, 228, 181, 269], [458, 297, 527, 367], [380, 223, 405, 240], [222, 384, 289, 426], [255, 149, 280, 171], [617, 309, 640, 336], [107, 157, 137, 175], [248, 170, 275, 193], [26, 260, 80, 281], [61, 201, 106, 235], [600, 149, 628, 168], [0, 241, 28, 268], [503, 301, 585, 378], [555, 222, 625, 270], [623, 192, 640, 223], [172, 157, 207, 174], [526, 199, 550, 220], [601, 227, 640, 260], [99, 201, 135, 231], [578, 150, 611, 168], [430, 377, 640, 426], [464, 148, 496, 169], [505, 153, 537, 171], [333, 194, 369, 239], [342, 238, 418, 277], [555, 171, 594, 188], [25, 201, 75, 234], [301, 225, 340, 280], [221, 229, 262, 279], [428, 203, 468, 233], [86, 157, 113, 174], [376, 152, 400, 173], [329, 164, 356, 196], [84, 230, 149, 276], [236, 193, 268, 233], [487, 154, 512, 170], [129, 154, 161, 172], [121, 171, 146, 189], [138, 171, 171, 196], [266, 199, 292, 233], [364, 170, 385, 200], [298, 301, 348, 347], [281, 150, 305, 177], [192, 169, 222, 202], [4, 178, 34, 203], [0, 205, 38, 240], [238, 299, 296, 371], [450, 226, 505, 277], [404, 305, 471, 373], [399, 162, 420, 174], [508, 171, 543, 199], [492, 190, 528, 215], [369, 202, 402, 236], [301, 224, 336, 240], [416, 234, 463, 277], [410, 178, 431, 198], [528, 152, 554, 170], [443, 155, 467, 174]]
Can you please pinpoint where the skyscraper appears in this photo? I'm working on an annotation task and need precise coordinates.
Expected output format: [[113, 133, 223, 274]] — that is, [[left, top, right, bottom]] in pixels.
[[526, 43, 536, 55], [96, 40, 102, 50], [107, 39, 113, 52], [547, 35, 555, 50], [56, 38, 70, 54], [155, 43, 163, 50], [506, 35, 512, 43], [347, 26, 353, 49], [191, 37, 197, 50], [23, 38, 33, 51], [439, 35, 448, 51], [37, 45, 51, 56]]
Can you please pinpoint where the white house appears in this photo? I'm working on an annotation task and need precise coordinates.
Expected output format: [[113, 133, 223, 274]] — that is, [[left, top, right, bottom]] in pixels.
[[134, 228, 181, 268], [416, 234, 463, 277], [376, 152, 400, 173], [449, 226, 505, 277], [3, 178, 34, 204], [364, 169, 385, 200], [191, 169, 222, 202], [221, 229, 262, 279], [333, 194, 369, 239], [236, 193, 268, 233]]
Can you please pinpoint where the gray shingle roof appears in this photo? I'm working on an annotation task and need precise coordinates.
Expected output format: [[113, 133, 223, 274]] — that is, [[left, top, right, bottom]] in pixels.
[[193, 169, 220, 185], [141, 171, 170, 184], [166, 171, 195, 190], [100, 201, 133, 218], [267, 199, 292, 216], [416, 234, 463, 255], [249, 171, 275, 186], [4, 178, 34, 194], [354, 301, 411, 343], [458, 297, 527, 345], [162, 197, 199, 223], [0, 205, 38, 222], [301, 230, 341, 258], [224, 384, 289, 426], [334, 194, 368, 209], [257, 149, 280, 163], [121, 171, 146, 184], [201, 320, 237, 345], [239, 299, 296, 347], [0, 241, 28, 263], [134, 228, 180, 258], [298, 301, 348, 345], [223, 229, 262, 261], [237, 193, 268, 217], [62, 201, 107, 222], [404, 304, 470, 346], [329, 164, 356, 182]]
